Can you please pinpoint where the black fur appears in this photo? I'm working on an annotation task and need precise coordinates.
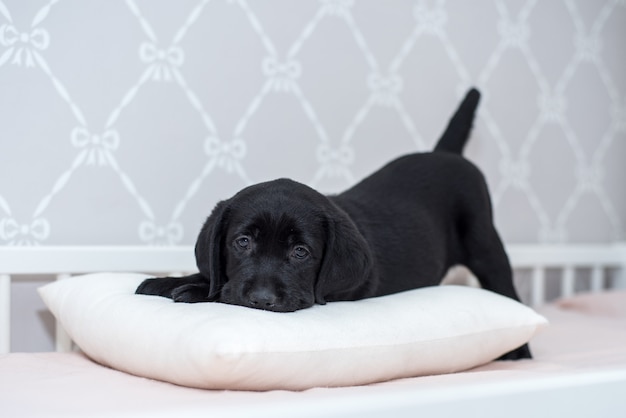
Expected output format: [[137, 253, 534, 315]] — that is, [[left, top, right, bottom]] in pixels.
[[136, 88, 531, 360]]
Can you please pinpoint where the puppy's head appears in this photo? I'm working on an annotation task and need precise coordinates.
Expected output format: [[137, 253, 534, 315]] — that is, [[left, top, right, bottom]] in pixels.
[[195, 179, 375, 312]]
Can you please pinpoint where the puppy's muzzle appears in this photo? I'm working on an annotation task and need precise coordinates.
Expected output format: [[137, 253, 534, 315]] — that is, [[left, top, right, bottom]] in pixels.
[[248, 286, 278, 310]]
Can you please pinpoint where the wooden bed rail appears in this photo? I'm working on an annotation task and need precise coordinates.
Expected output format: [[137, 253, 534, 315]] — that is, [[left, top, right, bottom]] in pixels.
[[507, 244, 626, 306], [506, 244, 626, 268], [0, 246, 196, 274], [2, 244, 624, 274], [1, 244, 625, 354], [0, 246, 194, 354]]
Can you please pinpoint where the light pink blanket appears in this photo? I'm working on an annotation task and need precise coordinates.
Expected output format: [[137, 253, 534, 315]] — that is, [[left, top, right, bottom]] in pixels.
[[2, 291, 626, 417]]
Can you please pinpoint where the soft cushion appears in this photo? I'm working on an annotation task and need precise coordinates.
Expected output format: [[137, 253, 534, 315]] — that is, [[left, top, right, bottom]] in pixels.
[[38, 273, 547, 391]]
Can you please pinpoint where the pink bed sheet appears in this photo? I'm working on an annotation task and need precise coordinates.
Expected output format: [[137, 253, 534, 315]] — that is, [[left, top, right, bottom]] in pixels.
[[2, 291, 626, 417]]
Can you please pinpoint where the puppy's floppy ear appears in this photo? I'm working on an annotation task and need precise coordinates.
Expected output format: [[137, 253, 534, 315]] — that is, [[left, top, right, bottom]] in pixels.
[[195, 199, 230, 300], [315, 205, 376, 304]]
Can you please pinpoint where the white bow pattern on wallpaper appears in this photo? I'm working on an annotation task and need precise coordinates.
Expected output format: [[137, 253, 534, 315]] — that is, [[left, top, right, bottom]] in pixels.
[[0, 0, 624, 245], [0, 25, 49, 67]]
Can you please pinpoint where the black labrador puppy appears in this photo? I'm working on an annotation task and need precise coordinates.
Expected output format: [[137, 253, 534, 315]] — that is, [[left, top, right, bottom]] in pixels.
[[137, 88, 531, 360]]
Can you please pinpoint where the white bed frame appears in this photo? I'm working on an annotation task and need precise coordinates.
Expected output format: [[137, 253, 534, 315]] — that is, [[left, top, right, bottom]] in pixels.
[[1, 243, 626, 355], [1, 244, 626, 417]]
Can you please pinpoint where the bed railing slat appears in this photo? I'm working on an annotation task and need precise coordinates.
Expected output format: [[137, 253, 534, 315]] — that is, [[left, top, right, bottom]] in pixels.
[[614, 263, 626, 289], [531, 267, 545, 307], [0, 274, 10, 354], [562, 267, 575, 299], [55, 274, 73, 352], [590, 266, 604, 293]]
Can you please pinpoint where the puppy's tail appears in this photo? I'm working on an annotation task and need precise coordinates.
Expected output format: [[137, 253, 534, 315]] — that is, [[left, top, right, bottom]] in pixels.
[[433, 88, 481, 155]]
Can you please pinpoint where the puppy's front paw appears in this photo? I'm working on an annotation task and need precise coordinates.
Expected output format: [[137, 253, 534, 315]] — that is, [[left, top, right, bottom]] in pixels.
[[135, 276, 184, 299], [171, 283, 211, 303], [135, 278, 162, 296]]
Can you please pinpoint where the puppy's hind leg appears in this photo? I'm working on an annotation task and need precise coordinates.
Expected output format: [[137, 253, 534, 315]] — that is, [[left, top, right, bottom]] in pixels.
[[462, 223, 532, 360]]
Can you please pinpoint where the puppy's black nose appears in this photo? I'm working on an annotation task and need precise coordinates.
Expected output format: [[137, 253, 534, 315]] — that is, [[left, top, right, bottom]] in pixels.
[[248, 287, 278, 309]]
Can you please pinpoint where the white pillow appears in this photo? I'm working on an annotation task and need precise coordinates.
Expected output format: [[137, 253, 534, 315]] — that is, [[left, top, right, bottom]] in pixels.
[[39, 273, 547, 391]]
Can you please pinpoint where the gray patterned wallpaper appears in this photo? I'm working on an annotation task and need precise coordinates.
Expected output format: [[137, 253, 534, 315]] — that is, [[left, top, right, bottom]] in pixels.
[[1, 0, 625, 246]]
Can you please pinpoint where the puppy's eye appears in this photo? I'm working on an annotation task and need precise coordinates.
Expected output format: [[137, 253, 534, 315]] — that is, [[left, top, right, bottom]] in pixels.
[[292, 246, 309, 260], [235, 236, 251, 250]]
